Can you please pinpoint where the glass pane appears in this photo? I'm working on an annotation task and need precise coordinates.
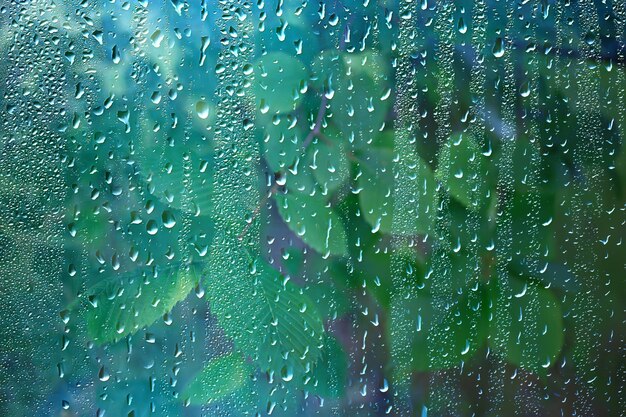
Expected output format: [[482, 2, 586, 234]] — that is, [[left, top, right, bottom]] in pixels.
[[0, 1, 623, 416]]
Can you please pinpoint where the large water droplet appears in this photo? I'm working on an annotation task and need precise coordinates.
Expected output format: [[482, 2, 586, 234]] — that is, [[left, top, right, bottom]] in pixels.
[[146, 220, 158, 235], [195, 100, 210, 119], [161, 211, 176, 228]]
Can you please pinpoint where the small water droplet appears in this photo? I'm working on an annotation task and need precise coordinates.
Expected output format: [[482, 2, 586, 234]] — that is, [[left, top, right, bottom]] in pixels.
[[492, 37, 505, 58], [280, 365, 293, 382], [98, 366, 110, 382]]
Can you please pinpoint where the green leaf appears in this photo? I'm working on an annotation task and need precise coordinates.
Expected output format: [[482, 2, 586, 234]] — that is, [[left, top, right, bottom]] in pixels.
[[436, 133, 491, 210], [310, 335, 347, 398], [310, 50, 343, 91], [358, 137, 436, 235], [341, 51, 390, 80], [182, 353, 253, 405], [391, 287, 489, 374], [258, 113, 304, 172], [509, 190, 554, 258], [309, 129, 350, 194], [82, 266, 196, 344], [304, 260, 351, 319], [276, 192, 348, 256], [423, 288, 489, 370], [331, 71, 390, 148], [253, 52, 308, 114], [206, 235, 325, 375], [357, 146, 393, 234], [314, 51, 393, 148], [135, 121, 214, 215], [284, 161, 318, 195], [490, 275, 564, 374]]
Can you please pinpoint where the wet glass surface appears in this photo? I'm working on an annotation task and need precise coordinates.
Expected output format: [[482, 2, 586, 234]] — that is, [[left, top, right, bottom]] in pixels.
[[0, 1, 624, 416]]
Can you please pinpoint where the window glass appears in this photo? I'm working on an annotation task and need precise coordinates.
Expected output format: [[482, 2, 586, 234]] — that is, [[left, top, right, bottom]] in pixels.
[[0, 1, 623, 416]]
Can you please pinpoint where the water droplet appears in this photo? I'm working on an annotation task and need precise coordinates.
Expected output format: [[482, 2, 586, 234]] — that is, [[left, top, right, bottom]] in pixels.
[[457, 17, 467, 34], [280, 365, 293, 382], [98, 366, 110, 382], [161, 211, 176, 228], [111, 45, 121, 64], [195, 100, 210, 119], [146, 220, 158, 235], [492, 37, 505, 58], [150, 30, 164, 48]]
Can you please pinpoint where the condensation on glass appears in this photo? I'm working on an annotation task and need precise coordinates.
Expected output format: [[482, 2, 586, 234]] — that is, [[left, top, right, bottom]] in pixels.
[[0, 1, 623, 416]]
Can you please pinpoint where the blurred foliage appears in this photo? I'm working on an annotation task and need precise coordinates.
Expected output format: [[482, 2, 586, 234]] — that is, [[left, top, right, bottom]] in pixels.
[[0, 0, 624, 416]]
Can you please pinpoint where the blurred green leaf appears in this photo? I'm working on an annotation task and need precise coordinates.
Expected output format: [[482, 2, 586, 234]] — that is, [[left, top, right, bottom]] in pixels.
[[342, 51, 390, 82], [305, 260, 351, 319], [422, 289, 489, 371], [314, 50, 392, 148], [135, 121, 214, 215], [357, 146, 393, 234], [447, 198, 493, 256], [310, 50, 343, 91], [391, 287, 489, 374], [182, 353, 253, 405], [253, 52, 308, 114], [206, 235, 324, 375], [511, 259, 580, 293], [276, 192, 348, 256], [340, 192, 401, 309], [83, 266, 196, 344], [331, 72, 390, 147], [436, 133, 491, 210], [281, 247, 304, 277], [428, 248, 482, 297], [491, 275, 564, 374], [310, 335, 347, 398], [511, 137, 541, 193], [284, 160, 318, 195], [509, 190, 555, 258], [309, 130, 349, 194], [258, 113, 304, 172], [358, 136, 436, 235], [391, 131, 438, 236]]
